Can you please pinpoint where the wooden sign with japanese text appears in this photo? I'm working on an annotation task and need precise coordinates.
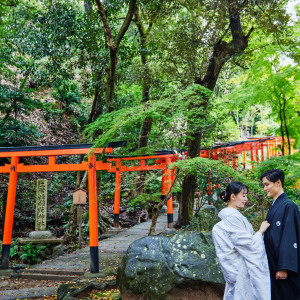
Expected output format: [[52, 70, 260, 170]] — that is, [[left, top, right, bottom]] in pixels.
[[73, 188, 87, 205]]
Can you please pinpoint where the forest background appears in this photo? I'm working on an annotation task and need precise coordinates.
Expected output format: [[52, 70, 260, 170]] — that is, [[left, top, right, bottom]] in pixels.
[[0, 0, 299, 254]]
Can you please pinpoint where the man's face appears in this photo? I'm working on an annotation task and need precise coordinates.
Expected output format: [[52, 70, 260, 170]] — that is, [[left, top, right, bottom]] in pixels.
[[262, 177, 282, 199]]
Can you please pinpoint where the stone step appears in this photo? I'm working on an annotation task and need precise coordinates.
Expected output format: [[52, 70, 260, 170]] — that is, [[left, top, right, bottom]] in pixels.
[[19, 272, 82, 281], [21, 269, 85, 276]]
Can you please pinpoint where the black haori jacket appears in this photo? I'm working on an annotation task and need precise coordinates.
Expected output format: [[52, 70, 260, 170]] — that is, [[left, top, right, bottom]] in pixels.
[[265, 192, 300, 300]]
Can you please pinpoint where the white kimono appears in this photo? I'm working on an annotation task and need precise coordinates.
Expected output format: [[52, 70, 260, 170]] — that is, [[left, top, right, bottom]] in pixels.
[[212, 207, 270, 300]]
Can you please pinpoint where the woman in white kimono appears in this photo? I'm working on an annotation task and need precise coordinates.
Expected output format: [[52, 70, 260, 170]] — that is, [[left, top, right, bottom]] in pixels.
[[212, 181, 271, 300]]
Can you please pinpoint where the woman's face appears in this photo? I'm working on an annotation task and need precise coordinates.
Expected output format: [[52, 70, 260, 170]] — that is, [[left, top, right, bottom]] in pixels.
[[228, 189, 248, 209]]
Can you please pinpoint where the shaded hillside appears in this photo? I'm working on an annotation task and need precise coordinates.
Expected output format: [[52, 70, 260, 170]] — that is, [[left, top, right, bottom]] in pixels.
[[0, 89, 84, 240]]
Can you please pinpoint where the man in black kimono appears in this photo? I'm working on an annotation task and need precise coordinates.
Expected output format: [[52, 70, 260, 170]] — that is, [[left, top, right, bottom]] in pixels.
[[261, 169, 300, 300]]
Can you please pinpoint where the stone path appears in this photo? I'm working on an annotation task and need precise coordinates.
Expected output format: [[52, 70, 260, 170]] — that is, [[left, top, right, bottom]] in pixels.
[[35, 208, 177, 271], [0, 208, 178, 299]]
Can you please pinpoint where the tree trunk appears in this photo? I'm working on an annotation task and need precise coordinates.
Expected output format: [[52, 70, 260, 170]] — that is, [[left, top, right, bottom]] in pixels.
[[106, 47, 117, 112], [95, 0, 137, 112], [279, 102, 285, 156], [149, 172, 178, 235], [282, 92, 291, 155], [134, 7, 153, 195], [87, 71, 104, 125], [179, 174, 198, 226], [179, 7, 253, 226]]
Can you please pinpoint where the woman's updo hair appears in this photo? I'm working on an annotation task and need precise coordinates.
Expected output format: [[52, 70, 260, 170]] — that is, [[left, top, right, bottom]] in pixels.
[[220, 181, 248, 202]]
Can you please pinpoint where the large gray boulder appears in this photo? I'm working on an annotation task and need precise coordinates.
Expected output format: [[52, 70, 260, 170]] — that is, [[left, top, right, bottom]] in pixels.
[[117, 231, 225, 300]]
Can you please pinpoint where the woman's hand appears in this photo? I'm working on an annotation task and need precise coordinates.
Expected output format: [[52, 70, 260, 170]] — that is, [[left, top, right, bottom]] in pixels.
[[258, 221, 270, 235]]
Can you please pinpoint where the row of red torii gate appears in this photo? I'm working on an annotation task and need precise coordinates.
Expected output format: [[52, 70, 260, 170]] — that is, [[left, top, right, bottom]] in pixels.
[[0, 136, 291, 272]]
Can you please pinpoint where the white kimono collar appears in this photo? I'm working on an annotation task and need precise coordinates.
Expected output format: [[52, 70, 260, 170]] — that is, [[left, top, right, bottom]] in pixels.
[[218, 207, 242, 220]]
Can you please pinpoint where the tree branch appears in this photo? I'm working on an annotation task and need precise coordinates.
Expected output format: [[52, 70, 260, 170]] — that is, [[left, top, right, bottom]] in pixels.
[[94, 0, 114, 48], [115, 0, 137, 47], [232, 58, 249, 69]]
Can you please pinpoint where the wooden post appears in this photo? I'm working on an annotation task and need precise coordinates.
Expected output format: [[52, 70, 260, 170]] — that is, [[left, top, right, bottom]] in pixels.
[[243, 151, 247, 170], [88, 154, 99, 273], [226, 150, 230, 166], [271, 141, 275, 157], [77, 205, 83, 249], [250, 146, 254, 169], [73, 188, 87, 250], [256, 148, 259, 163], [232, 148, 237, 169], [275, 139, 279, 157], [261, 144, 264, 161], [1, 156, 19, 269], [267, 141, 270, 159]]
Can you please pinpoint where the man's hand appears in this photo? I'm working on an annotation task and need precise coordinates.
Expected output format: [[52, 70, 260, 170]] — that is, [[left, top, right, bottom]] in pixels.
[[276, 270, 287, 280]]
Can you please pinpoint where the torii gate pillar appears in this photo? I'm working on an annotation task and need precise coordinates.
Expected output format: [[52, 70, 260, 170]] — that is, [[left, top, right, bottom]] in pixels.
[[113, 159, 122, 228], [88, 154, 99, 273], [1, 156, 19, 269]]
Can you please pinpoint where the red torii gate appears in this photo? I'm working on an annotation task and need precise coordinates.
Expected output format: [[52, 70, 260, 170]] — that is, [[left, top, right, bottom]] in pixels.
[[199, 136, 294, 194], [107, 153, 177, 228], [0, 144, 177, 272], [0, 144, 114, 272], [199, 136, 288, 168]]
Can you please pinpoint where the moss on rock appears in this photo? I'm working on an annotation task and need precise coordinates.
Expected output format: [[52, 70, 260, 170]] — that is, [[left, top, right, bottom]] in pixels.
[[117, 232, 224, 299]]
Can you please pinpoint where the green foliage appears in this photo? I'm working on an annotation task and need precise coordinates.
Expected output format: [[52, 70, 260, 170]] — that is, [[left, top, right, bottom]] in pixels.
[[144, 173, 163, 194], [0, 118, 42, 147], [8, 0, 107, 91], [128, 192, 161, 210], [0, 84, 43, 146], [10, 239, 20, 259], [175, 153, 300, 230], [85, 84, 223, 151], [174, 156, 270, 229], [52, 80, 81, 110], [0, 239, 44, 264], [48, 172, 77, 219], [19, 243, 46, 264], [15, 177, 37, 219], [222, 44, 300, 147], [48, 172, 77, 196], [0, 239, 19, 259], [250, 152, 300, 187], [182, 210, 219, 232], [249, 152, 300, 204]]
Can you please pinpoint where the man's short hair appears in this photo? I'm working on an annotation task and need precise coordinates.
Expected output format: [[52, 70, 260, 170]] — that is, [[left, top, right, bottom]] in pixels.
[[260, 169, 285, 187]]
